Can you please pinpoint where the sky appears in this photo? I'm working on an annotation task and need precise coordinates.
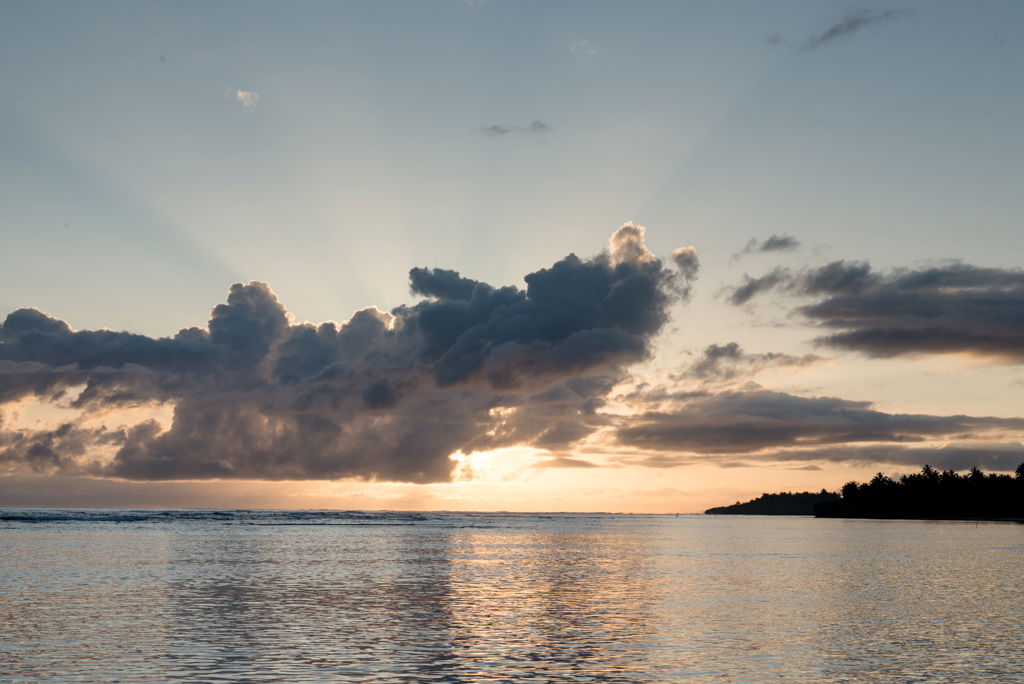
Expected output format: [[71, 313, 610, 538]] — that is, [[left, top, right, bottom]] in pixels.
[[2, 0, 1023, 512]]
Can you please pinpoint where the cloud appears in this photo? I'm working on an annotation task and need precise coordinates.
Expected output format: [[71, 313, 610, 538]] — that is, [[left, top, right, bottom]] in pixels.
[[228, 88, 260, 108], [671, 247, 700, 300], [0, 419, 123, 476], [732, 234, 801, 261], [481, 120, 549, 137], [804, 8, 911, 50], [615, 441, 1024, 473], [727, 261, 1024, 362], [530, 455, 599, 468], [679, 342, 822, 384], [609, 222, 656, 266], [615, 388, 1024, 456], [762, 234, 801, 252], [0, 224, 691, 483], [753, 442, 1024, 472], [569, 40, 599, 56], [727, 268, 789, 305]]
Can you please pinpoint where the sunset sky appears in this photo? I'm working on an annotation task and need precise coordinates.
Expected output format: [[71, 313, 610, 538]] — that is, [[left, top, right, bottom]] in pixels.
[[2, 0, 1023, 512]]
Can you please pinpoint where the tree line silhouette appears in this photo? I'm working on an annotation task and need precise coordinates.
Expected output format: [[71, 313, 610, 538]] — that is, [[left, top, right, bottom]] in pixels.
[[814, 463, 1024, 519], [705, 464, 1024, 520], [705, 490, 838, 515]]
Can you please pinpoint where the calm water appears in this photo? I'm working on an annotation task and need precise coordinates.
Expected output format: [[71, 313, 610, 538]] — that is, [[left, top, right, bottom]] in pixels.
[[1, 511, 1021, 682]]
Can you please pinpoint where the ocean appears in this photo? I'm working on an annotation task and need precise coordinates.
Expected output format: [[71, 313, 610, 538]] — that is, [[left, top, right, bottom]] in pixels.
[[1, 510, 1021, 682]]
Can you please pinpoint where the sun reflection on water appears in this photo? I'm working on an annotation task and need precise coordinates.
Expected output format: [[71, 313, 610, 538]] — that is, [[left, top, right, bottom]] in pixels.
[[1, 513, 1022, 682]]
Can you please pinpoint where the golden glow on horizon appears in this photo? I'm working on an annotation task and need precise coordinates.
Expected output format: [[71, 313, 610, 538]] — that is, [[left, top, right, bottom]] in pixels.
[[6, 392, 1023, 512]]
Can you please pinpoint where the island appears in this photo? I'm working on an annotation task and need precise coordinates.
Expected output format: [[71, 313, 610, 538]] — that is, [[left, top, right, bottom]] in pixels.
[[705, 490, 839, 515], [706, 464, 1024, 520]]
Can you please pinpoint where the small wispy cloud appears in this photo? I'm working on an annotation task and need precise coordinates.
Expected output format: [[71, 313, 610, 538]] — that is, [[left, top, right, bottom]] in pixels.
[[678, 342, 823, 385], [569, 40, 599, 56], [732, 234, 801, 261], [480, 120, 550, 137], [530, 455, 599, 469], [227, 88, 260, 109], [804, 8, 910, 50]]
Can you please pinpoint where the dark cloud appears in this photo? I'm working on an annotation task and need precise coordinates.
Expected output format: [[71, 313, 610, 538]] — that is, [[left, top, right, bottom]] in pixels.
[[409, 267, 479, 301], [683, 342, 742, 380], [2, 308, 72, 337], [804, 8, 910, 50], [0, 419, 123, 476], [680, 342, 822, 384], [731, 234, 801, 261], [208, 282, 289, 366], [0, 361, 87, 404], [728, 261, 1024, 361], [0, 307, 218, 372], [753, 442, 1024, 473], [481, 120, 549, 137], [0, 225, 693, 483], [671, 247, 700, 299], [727, 268, 789, 305], [615, 441, 1024, 473], [801, 260, 876, 294], [762, 235, 800, 252], [616, 389, 1024, 455], [727, 260, 877, 304]]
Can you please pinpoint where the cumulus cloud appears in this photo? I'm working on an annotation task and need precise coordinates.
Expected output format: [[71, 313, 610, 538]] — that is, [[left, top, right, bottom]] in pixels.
[[727, 261, 1024, 362], [0, 225, 691, 483], [609, 222, 655, 266], [481, 120, 549, 137], [804, 8, 910, 50], [732, 234, 801, 261]]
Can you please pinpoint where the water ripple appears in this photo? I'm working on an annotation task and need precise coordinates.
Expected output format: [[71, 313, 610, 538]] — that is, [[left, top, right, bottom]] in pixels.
[[1, 513, 1021, 681]]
